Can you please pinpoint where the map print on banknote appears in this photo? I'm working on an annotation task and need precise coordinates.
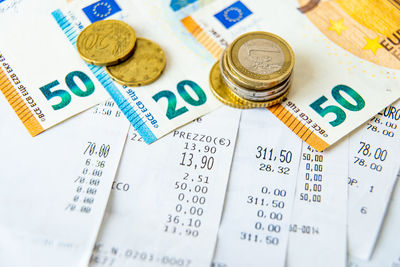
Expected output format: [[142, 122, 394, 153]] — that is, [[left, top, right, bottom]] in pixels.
[[177, 0, 400, 151]]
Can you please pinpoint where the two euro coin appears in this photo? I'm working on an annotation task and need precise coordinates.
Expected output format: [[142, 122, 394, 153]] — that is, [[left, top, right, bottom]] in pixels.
[[77, 20, 166, 86], [210, 31, 294, 108]]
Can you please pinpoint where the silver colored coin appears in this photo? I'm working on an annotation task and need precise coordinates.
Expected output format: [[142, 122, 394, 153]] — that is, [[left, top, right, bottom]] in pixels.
[[230, 77, 291, 101], [237, 38, 285, 75], [220, 58, 292, 102], [229, 78, 291, 102]]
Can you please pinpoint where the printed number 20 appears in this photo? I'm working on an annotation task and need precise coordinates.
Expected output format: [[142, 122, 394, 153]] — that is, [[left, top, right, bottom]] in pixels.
[[39, 71, 95, 110], [152, 80, 207, 120], [310, 85, 365, 127]]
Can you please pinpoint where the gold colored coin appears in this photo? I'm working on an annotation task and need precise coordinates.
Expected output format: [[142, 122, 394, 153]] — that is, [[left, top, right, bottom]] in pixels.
[[106, 38, 166, 86], [227, 31, 294, 89], [209, 61, 288, 109], [77, 20, 136, 66], [221, 50, 292, 101]]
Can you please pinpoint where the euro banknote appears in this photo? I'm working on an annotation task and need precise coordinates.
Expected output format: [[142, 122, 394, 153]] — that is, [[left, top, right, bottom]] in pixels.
[[52, 0, 221, 143], [169, 0, 400, 151], [0, 0, 110, 136]]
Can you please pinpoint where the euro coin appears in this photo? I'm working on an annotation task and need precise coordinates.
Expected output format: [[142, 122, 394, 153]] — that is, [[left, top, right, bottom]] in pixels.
[[106, 38, 166, 86], [227, 31, 294, 89], [221, 48, 255, 90], [220, 51, 292, 101], [77, 20, 136, 66], [209, 61, 288, 109]]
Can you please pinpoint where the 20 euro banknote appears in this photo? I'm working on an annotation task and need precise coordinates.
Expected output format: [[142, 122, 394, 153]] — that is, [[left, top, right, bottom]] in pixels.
[[51, 0, 221, 143]]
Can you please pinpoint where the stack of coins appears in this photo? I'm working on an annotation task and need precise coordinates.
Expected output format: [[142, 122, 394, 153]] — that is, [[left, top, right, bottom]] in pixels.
[[77, 20, 166, 87], [210, 31, 294, 108]]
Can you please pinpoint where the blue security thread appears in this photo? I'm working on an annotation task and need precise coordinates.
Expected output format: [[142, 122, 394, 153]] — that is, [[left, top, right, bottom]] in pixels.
[[51, 9, 157, 143]]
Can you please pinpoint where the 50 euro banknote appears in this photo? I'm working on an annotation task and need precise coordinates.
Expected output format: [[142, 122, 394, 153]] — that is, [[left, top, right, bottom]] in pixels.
[[167, 0, 400, 151], [0, 0, 111, 136], [51, 0, 221, 143], [0, 0, 221, 142]]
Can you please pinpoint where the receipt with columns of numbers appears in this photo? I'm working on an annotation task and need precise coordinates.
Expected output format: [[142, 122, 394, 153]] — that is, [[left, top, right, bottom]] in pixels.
[[0, 97, 129, 267], [0, 0, 111, 136], [90, 107, 240, 267], [348, 175, 400, 267], [172, 0, 400, 151], [53, 0, 221, 144], [347, 100, 400, 260], [287, 140, 348, 267], [213, 109, 302, 267]]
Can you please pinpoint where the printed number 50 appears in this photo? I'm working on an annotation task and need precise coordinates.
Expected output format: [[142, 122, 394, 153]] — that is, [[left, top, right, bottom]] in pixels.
[[152, 80, 207, 120], [310, 85, 365, 127], [39, 71, 95, 110]]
